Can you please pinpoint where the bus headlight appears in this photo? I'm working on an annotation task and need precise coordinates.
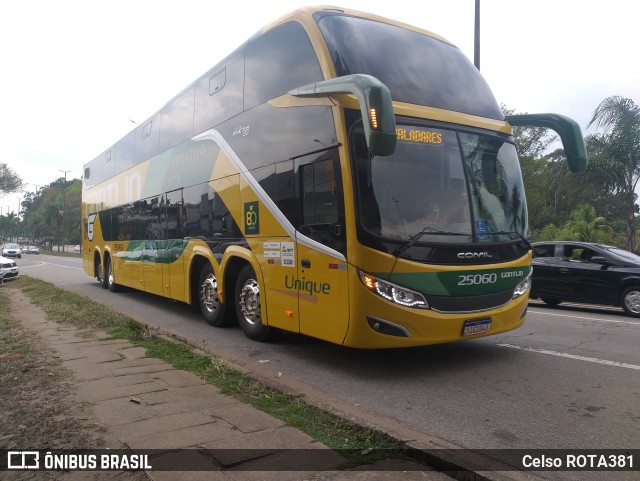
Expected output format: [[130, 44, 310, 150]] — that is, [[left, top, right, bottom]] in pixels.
[[513, 272, 532, 299], [359, 270, 428, 309]]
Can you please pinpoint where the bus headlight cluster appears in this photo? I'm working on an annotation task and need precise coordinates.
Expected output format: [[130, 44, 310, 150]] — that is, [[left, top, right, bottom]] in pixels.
[[359, 271, 428, 309], [512, 271, 532, 299]]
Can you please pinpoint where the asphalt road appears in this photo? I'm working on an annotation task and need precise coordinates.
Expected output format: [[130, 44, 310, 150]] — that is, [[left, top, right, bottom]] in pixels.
[[13, 254, 640, 481]]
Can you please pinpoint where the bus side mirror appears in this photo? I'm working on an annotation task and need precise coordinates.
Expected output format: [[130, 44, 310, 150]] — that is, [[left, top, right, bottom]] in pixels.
[[289, 74, 397, 156], [505, 113, 588, 173]]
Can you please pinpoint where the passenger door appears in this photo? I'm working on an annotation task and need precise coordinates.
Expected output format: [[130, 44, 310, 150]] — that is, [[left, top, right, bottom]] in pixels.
[[296, 156, 350, 345]]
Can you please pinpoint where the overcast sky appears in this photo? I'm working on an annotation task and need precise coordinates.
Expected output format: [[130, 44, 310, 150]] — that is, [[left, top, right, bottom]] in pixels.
[[1, 0, 638, 215]]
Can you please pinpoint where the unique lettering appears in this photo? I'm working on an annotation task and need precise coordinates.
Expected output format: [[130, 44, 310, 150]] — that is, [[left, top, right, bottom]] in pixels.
[[284, 275, 331, 297]]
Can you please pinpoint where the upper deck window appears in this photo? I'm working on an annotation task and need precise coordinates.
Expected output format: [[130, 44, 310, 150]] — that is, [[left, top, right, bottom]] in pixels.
[[316, 13, 503, 120], [244, 21, 323, 110]]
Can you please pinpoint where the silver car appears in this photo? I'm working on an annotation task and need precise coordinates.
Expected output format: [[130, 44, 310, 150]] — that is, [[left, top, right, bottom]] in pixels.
[[0, 255, 19, 281], [1, 243, 21, 258]]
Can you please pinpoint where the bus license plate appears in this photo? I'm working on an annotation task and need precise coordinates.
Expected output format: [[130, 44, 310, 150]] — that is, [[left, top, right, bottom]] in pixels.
[[462, 318, 491, 336]]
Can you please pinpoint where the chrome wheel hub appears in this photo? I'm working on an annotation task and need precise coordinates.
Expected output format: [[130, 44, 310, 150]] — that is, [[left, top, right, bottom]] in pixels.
[[239, 280, 261, 325], [201, 274, 221, 313]]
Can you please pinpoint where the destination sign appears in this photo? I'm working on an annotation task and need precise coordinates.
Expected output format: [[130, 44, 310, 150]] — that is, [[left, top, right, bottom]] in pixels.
[[396, 127, 443, 145]]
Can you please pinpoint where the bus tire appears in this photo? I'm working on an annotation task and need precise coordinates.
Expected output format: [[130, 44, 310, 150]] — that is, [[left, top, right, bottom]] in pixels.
[[98, 256, 108, 289], [105, 256, 120, 293], [199, 263, 232, 327], [235, 264, 279, 341]]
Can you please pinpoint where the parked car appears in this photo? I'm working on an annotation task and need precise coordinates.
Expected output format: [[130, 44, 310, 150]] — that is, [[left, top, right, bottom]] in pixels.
[[1, 243, 21, 258], [531, 241, 640, 317], [74, 245, 82, 253], [0, 255, 19, 281], [26, 245, 40, 255]]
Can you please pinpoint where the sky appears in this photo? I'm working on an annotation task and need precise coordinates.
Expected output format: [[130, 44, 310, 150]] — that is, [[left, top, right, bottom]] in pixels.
[[0, 0, 638, 216]]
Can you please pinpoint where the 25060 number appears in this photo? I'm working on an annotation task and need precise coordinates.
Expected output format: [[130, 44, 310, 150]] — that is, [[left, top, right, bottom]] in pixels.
[[458, 273, 497, 286]]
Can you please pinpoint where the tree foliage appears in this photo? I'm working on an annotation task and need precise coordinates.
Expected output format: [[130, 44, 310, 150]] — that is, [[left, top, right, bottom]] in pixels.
[[510, 97, 640, 251], [0, 178, 81, 245], [586, 96, 640, 251], [0, 163, 24, 197]]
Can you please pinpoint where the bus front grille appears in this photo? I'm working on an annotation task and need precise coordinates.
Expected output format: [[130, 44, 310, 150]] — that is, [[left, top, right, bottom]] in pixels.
[[427, 289, 514, 314]]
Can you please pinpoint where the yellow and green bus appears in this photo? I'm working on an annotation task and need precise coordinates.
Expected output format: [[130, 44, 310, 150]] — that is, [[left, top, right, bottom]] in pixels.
[[82, 6, 586, 348]]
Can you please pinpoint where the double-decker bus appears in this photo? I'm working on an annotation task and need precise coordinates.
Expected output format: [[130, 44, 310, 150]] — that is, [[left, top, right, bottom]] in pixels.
[[81, 6, 586, 348]]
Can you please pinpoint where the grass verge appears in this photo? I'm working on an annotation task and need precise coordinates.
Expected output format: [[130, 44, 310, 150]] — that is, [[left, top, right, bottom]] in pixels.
[[10, 276, 412, 467]]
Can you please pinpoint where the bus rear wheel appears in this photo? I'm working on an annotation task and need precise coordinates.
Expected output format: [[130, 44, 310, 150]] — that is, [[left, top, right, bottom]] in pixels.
[[97, 257, 108, 289], [235, 264, 278, 341], [106, 256, 120, 292], [199, 263, 232, 327]]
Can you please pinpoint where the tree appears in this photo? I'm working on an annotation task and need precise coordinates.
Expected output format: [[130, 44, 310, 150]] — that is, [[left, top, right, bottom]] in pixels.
[[587, 96, 640, 251], [19, 178, 83, 246], [532, 204, 613, 244], [502, 105, 557, 158], [0, 163, 24, 197], [564, 204, 611, 243], [3, 212, 20, 242]]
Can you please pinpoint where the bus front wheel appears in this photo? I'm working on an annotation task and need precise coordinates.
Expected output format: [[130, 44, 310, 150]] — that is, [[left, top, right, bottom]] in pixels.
[[235, 264, 278, 341], [199, 263, 232, 327]]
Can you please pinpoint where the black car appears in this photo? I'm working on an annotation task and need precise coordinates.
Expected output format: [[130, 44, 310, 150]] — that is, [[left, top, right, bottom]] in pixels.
[[531, 241, 640, 317]]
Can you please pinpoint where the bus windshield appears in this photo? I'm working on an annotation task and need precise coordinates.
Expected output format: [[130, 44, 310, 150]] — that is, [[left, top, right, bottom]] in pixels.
[[352, 124, 528, 246], [316, 12, 503, 120]]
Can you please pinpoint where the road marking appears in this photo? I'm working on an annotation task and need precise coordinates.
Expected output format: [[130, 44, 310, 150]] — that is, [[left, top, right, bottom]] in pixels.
[[19, 261, 83, 271], [528, 308, 640, 326], [17, 262, 47, 269], [498, 343, 640, 370]]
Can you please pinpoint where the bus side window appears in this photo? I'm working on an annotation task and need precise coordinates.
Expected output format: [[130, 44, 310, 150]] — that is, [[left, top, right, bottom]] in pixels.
[[165, 189, 183, 240], [298, 155, 346, 254], [145, 194, 166, 241], [276, 160, 297, 228]]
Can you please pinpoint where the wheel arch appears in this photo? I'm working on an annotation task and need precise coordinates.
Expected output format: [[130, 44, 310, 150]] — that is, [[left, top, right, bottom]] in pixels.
[[187, 245, 265, 316], [93, 249, 102, 278], [617, 277, 640, 299], [93, 247, 112, 278], [219, 246, 264, 308]]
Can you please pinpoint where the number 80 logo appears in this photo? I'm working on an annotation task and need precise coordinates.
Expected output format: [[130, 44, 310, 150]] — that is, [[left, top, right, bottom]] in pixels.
[[246, 210, 258, 226], [243, 202, 260, 234]]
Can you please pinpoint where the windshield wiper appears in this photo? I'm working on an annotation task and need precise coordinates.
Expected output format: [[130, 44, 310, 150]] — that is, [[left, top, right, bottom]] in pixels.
[[393, 227, 472, 257], [491, 231, 532, 250]]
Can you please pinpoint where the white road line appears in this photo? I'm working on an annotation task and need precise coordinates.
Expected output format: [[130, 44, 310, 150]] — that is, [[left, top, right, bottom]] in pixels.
[[20, 262, 83, 270], [498, 343, 640, 371], [528, 308, 640, 326]]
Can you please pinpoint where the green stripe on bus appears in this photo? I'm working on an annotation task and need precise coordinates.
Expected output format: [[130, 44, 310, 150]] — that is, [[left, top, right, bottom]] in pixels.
[[383, 266, 531, 296]]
